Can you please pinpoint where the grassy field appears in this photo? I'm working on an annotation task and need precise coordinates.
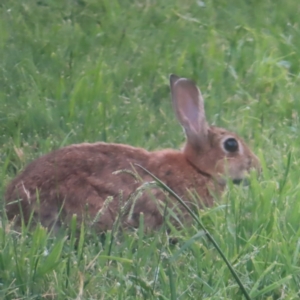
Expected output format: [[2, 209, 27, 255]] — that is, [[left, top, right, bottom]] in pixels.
[[1, 0, 300, 298]]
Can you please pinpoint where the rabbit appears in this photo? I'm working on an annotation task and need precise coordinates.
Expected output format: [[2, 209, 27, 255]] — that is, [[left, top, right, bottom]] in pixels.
[[5, 74, 260, 232]]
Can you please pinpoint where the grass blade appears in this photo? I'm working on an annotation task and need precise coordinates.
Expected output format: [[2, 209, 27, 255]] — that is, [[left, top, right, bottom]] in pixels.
[[168, 264, 177, 300]]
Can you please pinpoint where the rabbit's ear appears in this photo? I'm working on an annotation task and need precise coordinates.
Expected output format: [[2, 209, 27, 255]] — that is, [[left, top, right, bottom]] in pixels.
[[170, 74, 208, 147]]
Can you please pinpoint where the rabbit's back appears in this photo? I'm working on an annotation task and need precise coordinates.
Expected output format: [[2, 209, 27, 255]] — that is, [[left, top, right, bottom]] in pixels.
[[5, 142, 215, 231], [5, 143, 151, 229]]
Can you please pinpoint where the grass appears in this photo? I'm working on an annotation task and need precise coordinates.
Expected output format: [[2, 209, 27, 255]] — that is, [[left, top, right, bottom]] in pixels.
[[1, 0, 300, 298]]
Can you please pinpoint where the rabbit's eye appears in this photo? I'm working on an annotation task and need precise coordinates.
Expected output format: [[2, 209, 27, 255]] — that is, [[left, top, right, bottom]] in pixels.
[[224, 138, 239, 153]]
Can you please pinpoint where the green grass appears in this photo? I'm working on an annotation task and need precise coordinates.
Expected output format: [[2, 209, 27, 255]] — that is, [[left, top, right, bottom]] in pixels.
[[1, 0, 300, 298]]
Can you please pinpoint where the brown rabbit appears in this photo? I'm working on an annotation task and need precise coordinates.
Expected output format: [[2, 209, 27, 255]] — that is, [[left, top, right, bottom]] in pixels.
[[5, 75, 260, 232]]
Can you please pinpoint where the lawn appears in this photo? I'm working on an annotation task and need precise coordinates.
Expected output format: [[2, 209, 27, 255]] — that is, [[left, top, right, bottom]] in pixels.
[[1, 0, 300, 299]]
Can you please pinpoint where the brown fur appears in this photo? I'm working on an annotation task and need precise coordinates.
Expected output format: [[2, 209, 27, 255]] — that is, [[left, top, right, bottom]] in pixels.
[[5, 75, 260, 231]]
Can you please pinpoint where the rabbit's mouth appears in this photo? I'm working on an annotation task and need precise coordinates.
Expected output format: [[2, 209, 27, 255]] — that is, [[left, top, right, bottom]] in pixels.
[[233, 178, 249, 186], [232, 178, 243, 185]]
